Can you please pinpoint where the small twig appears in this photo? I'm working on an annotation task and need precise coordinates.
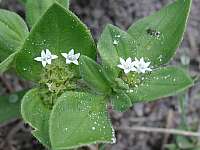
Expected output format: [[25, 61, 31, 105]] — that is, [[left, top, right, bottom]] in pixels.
[[116, 126, 200, 138]]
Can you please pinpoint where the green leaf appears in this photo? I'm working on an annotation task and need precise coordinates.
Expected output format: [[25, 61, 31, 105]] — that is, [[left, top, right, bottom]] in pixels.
[[111, 92, 132, 112], [0, 51, 18, 74], [25, 0, 70, 27], [0, 9, 28, 62], [97, 24, 135, 82], [127, 0, 192, 66], [79, 55, 111, 94], [21, 88, 51, 148], [16, 3, 96, 81], [50, 92, 115, 149], [128, 67, 193, 103], [0, 91, 25, 123]]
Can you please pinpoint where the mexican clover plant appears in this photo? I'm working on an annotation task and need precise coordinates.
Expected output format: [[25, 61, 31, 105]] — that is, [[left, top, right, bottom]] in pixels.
[[0, 0, 194, 149]]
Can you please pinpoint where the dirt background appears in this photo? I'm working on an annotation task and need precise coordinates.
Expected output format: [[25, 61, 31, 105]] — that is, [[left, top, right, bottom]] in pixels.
[[0, 0, 200, 150]]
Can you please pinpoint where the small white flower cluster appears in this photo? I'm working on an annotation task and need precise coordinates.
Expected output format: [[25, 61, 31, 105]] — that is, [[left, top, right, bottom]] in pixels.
[[34, 49, 80, 67], [117, 57, 152, 74]]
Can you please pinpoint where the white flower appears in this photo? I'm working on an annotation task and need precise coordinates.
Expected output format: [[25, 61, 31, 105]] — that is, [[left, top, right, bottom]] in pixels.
[[34, 49, 58, 67], [117, 57, 136, 74], [133, 57, 152, 73], [61, 49, 80, 65], [113, 40, 119, 45]]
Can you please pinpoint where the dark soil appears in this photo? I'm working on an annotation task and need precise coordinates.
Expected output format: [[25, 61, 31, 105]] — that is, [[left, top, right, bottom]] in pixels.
[[0, 0, 200, 150]]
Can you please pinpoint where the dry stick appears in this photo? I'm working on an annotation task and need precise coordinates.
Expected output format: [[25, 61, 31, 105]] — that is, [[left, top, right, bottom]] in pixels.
[[117, 126, 200, 137]]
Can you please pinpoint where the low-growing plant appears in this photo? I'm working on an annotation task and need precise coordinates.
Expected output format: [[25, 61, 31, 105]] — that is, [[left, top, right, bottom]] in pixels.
[[0, 0, 194, 149]]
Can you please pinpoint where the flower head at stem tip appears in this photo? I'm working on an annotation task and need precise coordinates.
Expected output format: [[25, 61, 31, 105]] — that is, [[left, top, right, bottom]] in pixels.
[[117, 57, 152, 74], [34, 49, 58, 67], [61, 49, 80, 65], [117, 57, 136, 74], [134, 57, 152, 73]]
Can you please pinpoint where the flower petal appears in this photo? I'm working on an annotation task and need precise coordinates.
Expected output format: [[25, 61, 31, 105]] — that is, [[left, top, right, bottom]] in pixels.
[[140, 57, 145, 62], [75, 53, 80, 60], [145, 62, 151, 67], [69, 49, 74, 55], [134, 57, 139, 62], [126, 57, 132, 64], [120, 57, 125, 64], [124, 69, 130, 74], [41, 50, 46, 58], [46, 49, 51, 56], [117, 64, 124, 69], [51, 55, 58, 59], [73, 60, 79, 65], [131, 66, 137, 72], [46, 59, 52, 65], [61, 53, 68, 58], [34, 57, 42, 62], [42, 61, 47, 67], [140, 69, 146, 74], [66, 59, 72, 64], [146, 68, 152, 72]]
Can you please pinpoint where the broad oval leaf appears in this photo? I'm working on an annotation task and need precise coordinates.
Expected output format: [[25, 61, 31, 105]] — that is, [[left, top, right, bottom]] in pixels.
[[128, 67, 193, 103], [97, 24, 135, 82], [79, 55, 111, 94], [21, 88, 51, 148], [127, 0, 192, 66], [16, 3, 96, 81], [25, 0, 70, 27], [50, 91, 115, 149], [0, 9, 28, 62]]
